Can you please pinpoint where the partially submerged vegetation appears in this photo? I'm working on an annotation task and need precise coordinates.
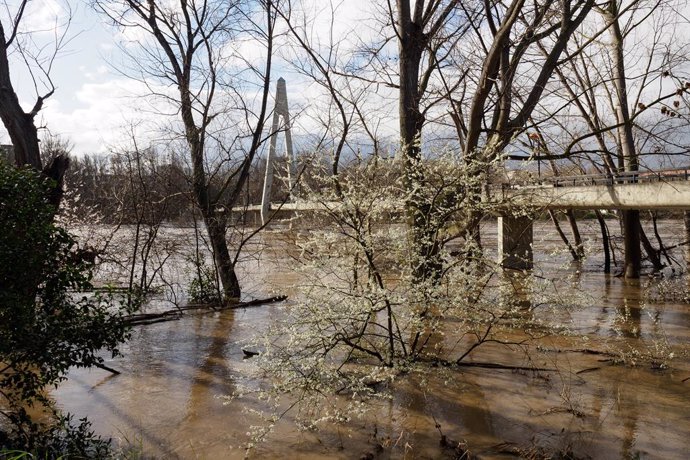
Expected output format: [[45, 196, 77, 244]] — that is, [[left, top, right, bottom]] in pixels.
[[1, 0, 690, 457], [231, 156, 596, 449], [0, 163, 132, 457]]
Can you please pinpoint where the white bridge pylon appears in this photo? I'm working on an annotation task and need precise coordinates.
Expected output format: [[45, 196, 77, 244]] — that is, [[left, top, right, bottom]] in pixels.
[[260, 77, 295, 225]]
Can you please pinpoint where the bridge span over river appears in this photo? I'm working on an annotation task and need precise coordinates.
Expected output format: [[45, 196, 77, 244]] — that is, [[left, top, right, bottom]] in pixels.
[[486, 168, 690, 269], [251, 167, 690, 270], [494, 168, 690, 210]]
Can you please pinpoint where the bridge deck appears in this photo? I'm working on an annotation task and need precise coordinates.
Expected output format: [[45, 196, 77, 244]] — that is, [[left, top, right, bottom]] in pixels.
[[238, 168, 690, 214], [494, 168, 690, 210]]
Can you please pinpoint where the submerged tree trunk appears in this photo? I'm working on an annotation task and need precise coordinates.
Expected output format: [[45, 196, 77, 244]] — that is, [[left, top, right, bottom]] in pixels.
[[622, 211, 641, 278], [96, 1, 276, 303], [548, 158, 584, 261], [681, 211, 690, 269], [595, 211, 611, 274], [650, 212, 673, 268], [565, 210, 585, 259], [549, 210, 580, 261], [639, 223, 663, 271], [206, 216, 240, 300]]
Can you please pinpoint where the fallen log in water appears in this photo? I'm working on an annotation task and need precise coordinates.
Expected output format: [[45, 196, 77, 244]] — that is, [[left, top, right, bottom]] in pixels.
[[123, 295, 288, 327], [456, 361, 557, 372], [124, 310, 183, 326]]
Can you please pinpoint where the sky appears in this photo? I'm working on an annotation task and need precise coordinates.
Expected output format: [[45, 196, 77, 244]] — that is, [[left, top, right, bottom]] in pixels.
[[3, 1, 689, 162], [3, 1, 138, 153], [1, 0, 385, 156]]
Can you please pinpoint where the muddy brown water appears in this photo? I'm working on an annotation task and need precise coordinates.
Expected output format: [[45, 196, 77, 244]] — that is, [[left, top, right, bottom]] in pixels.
[[55, 219, 690, 459]]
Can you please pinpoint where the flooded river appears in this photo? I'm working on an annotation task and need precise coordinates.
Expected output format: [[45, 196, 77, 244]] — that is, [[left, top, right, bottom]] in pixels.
[[55, 219, 690, 459]]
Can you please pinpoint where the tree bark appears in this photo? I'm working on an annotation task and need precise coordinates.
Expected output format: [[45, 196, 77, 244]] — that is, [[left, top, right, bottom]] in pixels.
[[565, 210, 585, 259], [0, 19, 42, 169], [206, 215, 240, 300], [595, 210, 611, 273], [120, 0, 276, 301], [607, 2, 641, 278], [396, 2, 438, 282], [683, 211, 690, 267], [639, 223, 663, 271], [549, 210, 580, 261], [1, 14, 68, 209]]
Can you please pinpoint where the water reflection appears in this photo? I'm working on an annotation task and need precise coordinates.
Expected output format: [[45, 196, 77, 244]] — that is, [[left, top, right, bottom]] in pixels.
[[53, 221, 690, 459]]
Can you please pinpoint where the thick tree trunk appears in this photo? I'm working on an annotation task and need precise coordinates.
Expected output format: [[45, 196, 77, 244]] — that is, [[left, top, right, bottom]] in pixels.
[[398, 14, 440, 282], [189, 145, 239, 301], [206, 216, 240, 300], [683, 211, 690, 267], [1, 19, 68, 210], [607, 4, 640, 279], [622, 210, 641, 278], [398, 32, 424, 162], [180, 74, 240, 301], [0, 21, 42, 169]]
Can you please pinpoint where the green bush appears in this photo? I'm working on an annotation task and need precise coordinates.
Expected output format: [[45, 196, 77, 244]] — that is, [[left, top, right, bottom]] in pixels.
[[0, 163, 132, 457], [187, 257, 221, 304]]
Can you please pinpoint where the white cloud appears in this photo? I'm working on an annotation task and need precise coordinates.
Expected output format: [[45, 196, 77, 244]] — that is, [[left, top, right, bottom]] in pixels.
[[18, 0, 68, 34], [37, 78, 179, 154]]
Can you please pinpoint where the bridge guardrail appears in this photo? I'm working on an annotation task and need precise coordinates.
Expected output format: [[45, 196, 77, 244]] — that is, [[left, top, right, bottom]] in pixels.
[[490, 167, 690, 192]]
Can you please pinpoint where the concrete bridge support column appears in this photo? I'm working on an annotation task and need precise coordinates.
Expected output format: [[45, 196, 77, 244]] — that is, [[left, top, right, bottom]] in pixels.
[[498, 215, 533, 270]]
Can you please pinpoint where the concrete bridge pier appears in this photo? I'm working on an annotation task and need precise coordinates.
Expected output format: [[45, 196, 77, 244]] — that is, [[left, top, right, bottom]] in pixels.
[[497, 215, 533, 270]]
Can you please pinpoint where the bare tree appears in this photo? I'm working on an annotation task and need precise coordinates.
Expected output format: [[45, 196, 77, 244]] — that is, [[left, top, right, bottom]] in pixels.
[[0, 0, 70, 200], [531, 0, 690, 276], [94, 0, 278, 300]]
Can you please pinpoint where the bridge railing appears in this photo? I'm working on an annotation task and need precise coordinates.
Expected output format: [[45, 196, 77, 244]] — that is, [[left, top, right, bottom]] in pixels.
[[492, 167, 690, 190]]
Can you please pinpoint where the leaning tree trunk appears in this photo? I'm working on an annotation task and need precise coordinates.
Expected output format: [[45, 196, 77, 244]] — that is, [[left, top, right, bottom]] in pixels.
[[0, 19, 68, 207], [181, 78, 241, 301], [548, 160, 584, 261], [639, 223, 663, 271], [595, 210, 612, 274], [0, 21, 43, 170], [683, 211, 690, 268], [549, 210, 580, 261], [565, 210, 585, 259], [189, 149, 240, 301]]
